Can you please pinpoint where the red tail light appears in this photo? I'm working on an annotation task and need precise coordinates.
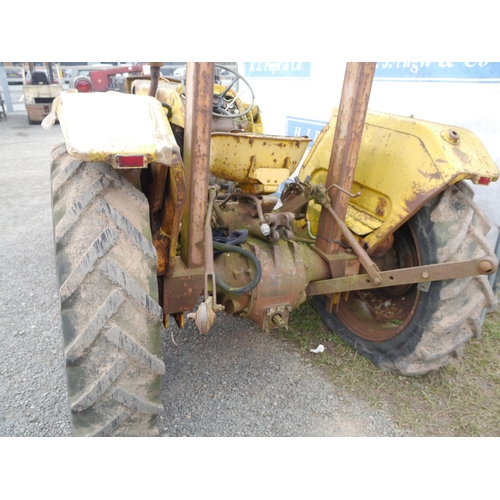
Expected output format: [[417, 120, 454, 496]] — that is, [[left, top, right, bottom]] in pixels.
[[114, 155, 148, 168], [76, 80, 92, 92], [75, 76, 92, 93], [473, 175, 492, 185]]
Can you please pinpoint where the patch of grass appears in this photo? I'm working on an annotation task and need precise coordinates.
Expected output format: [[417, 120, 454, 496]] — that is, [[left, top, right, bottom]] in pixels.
[[278, 298, 500, 436]]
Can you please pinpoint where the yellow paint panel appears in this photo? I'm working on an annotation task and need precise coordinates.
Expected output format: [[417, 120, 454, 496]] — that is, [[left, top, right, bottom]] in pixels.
[[300, 109, 499, 250], [345, 204, 385, 235], [210, 132, 311, 194]]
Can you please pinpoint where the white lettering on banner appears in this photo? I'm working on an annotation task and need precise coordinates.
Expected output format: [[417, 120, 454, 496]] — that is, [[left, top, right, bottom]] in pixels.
[[264, 62, 281, 75], [374, 62, 500, 81], [292, 127, 321, 140], [248, 62, 264, 72], [464, 62, 488, 67], [244, 62, 311, 78], [412, 62, 431, 73], [376, 62, 432, 73], [287, 117, 327, 149]]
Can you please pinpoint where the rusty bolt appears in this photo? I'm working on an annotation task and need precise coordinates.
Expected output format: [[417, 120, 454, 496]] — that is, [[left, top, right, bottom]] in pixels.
[[373, 277, 382, 285], [478, 260, 493, 274], [442, 129, 460, 145], [449, 130, 460, 143], [422, 271, 429, 279]]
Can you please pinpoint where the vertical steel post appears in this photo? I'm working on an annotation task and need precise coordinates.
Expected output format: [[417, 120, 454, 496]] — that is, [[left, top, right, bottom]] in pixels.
[[47, 62, 54, 84], [315, 62, 376, 256], [0, 66, 13, 112], [180, 62, 215, 268]]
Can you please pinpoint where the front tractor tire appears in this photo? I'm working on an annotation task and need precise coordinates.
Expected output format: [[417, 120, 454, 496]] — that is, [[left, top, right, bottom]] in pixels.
[[50, 144, 165, 436], [314, 182, 498, 376]]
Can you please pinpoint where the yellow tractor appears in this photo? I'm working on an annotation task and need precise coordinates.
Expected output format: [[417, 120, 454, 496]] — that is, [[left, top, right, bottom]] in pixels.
[[44, 62, 498, 436]]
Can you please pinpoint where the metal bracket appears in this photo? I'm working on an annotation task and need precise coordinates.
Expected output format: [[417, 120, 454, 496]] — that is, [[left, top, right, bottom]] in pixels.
[[187, 186, 224, 334], [314, 184, 383, 284], [306, 256, 498, 296], [417, 281, 431, 292]]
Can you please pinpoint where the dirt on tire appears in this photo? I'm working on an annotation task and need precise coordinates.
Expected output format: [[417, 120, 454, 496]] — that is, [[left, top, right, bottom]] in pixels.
[[51, 144, 164, 436], [314, 181, 497, 376]]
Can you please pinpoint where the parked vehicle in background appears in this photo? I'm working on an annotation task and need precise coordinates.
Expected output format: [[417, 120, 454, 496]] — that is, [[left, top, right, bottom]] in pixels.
[[5, 66, 26, 85], [72, 65, 144, 93], [63, 64, 142, 92], [173, 66, 185, 77], [89, 64, 143, 92], [25, 67, 60, 86], [66, 64, 113, 87], [23, 62, 63, 124]]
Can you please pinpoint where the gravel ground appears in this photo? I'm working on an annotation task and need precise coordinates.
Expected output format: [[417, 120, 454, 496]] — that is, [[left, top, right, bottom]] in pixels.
[[0, 112, 408, 437], [161, 316, 404, 437]]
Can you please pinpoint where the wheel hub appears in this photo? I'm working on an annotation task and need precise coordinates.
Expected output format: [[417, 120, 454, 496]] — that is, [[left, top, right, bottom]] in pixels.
[[337, 225, 421, 342]]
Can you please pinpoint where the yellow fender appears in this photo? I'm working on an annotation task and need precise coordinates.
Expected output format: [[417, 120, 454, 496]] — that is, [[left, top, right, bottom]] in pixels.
[[42, 90, 178, 166], [300, 109, 499, 252]]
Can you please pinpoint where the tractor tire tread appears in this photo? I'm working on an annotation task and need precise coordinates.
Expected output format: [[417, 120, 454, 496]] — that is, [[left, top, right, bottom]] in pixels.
[[51, 145, 164, 437], [315, 182, 498, 376]]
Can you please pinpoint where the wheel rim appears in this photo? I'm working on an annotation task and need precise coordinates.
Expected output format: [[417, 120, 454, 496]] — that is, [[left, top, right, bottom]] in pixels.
[[336, 224, 422, 342]]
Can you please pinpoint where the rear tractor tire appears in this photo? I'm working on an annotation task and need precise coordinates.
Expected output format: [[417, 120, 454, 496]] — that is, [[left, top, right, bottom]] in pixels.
[[50, 144, 165, 436], [314, 182, 498, 376]]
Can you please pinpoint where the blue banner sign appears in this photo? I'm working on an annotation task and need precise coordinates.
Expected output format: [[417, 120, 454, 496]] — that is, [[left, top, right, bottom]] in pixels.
[[244, 62, 311, 78], [286, 117, 327, 148], [374, 62, 500, 82]]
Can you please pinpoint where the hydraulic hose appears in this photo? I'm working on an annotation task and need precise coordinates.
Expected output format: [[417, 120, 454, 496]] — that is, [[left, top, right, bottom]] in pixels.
[[213, 241, 262, 295]]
